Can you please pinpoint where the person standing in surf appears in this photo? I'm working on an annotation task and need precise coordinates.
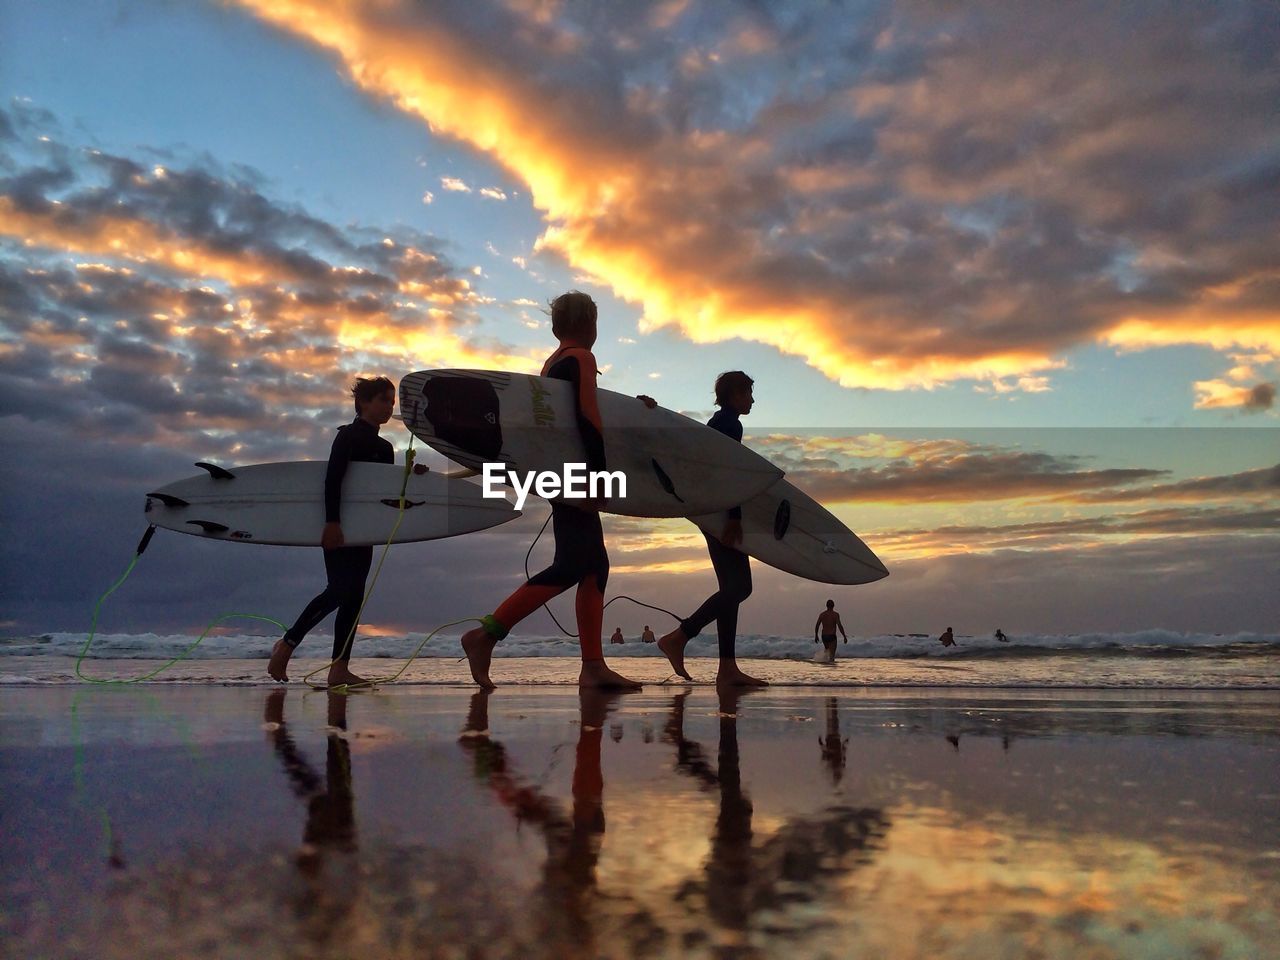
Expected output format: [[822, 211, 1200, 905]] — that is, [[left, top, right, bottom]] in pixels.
[[814, 599, 849, 661], [268, 376, 396, 688], [657, 371, 766, 687], [457, 291, 641, 690]]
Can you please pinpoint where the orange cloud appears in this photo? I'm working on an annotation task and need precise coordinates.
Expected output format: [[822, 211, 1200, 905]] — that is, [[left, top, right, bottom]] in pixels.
[[227, 0, 1076, 390]]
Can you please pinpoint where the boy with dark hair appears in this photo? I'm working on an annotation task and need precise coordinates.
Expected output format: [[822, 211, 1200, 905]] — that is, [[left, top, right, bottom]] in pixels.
[[657, 371, 765, 687], [268, 376, 396, 687]]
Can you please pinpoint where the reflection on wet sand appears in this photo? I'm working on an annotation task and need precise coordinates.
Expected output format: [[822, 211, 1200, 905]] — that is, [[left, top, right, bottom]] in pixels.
[[264, 689, 358, 948], [664, 688, 889, 950], [461, 688, 890, 955], [8, 687, 1275, 959], [819, 696, 849, 786], [459, 689, 617, 954]]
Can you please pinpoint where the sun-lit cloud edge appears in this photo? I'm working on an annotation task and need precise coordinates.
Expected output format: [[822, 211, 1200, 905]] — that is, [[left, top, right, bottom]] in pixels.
[[229, 0, 1280, 396]]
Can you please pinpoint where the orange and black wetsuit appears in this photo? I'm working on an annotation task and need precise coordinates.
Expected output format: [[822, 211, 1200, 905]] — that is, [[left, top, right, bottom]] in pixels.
[[478, 344, 610, 661]]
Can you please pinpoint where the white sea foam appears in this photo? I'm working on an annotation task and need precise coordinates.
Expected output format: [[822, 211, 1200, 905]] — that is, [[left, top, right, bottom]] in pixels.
[[4, 629, 1276, 662]]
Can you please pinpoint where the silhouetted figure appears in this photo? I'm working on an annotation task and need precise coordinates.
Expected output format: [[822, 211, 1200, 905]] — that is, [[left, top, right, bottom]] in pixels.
[[819, 697, 849, 787], [610, 627, 624, 645], [641, 625, 656, 644], [456, 291, 641, 691], [265, 689, 359, 949], [270, 377, 397, 688], [994, 628, 1008, 643], [814, 600, 849, 662], [458, 688, 623, 954], [657, 372, 766, 687], [938, 627, 956, 648], [662, 688, 889, 941]]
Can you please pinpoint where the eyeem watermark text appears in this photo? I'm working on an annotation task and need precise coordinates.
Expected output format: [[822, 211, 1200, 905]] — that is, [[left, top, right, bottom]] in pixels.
[[482, 463, 626, 510]]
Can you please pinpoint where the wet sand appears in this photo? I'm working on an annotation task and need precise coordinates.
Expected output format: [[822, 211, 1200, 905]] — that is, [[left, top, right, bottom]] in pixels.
[[3, 685, 1278, 958]]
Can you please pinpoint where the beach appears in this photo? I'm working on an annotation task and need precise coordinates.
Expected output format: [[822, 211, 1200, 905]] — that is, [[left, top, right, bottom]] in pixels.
[[4, 681, 1278, 959]]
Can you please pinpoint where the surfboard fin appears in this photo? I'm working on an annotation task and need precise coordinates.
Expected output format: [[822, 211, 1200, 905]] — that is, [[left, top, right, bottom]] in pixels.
[[649, 458, 685, 503], [195, 462, 235, 480], [186, 520, 230, 534], [146, 492, 190, 508]]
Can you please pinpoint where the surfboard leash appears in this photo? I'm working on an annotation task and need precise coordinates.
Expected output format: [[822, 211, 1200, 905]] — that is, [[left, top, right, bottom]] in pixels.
[[78, 437, 412, 686], [75, 524, 289, 684], [523, 508, 683, 639], [301, 436, 418, 690]]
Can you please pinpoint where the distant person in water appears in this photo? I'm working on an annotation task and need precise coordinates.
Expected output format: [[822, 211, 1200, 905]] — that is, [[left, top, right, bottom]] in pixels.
[[994, 628, 1008, 643], [456, 291, 641, 690], [656, 372, 765, 687], [938, 627, 956, 648], [610, 627, 625, 645], [814, 600, 848, 661], [268, 376, 396, 688], [641, 625, 656, 644]]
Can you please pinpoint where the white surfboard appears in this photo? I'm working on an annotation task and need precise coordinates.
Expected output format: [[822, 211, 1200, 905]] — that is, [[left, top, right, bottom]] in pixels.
[[689, 478, 889, 585], [144, 461, 519, 546], [399, 369, 783, 518]]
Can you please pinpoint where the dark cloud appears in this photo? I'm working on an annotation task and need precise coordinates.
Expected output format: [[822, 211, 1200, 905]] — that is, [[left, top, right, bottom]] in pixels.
[[1245, 383, 1276, 412], [1073, 464, 1280, 503], [748, 434, 1169, 503], [882, 506, 1280, 546]]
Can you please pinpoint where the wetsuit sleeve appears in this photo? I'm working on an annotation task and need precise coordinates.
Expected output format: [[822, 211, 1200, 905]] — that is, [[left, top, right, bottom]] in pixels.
[[563, 350, 607, 473], [707, 410, 744, 519], [325, 428, 353, 523]]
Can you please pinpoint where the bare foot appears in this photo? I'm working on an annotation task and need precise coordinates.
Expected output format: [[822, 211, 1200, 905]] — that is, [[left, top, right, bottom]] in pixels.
[[657, 627, 692, 681], [327, 662, 370, 689], [461, 627, 497, 690], [579, 659, 642, 690], [268, 639, 293, 682], [716, 662, 768, 687]]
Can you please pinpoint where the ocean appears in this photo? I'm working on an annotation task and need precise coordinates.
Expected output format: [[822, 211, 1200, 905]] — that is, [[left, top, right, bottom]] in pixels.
[[4, 629, 1278, 687]]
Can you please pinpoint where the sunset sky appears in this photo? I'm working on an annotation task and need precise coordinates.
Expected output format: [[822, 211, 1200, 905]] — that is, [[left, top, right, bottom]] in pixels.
[[1, 0, 1276, 639]]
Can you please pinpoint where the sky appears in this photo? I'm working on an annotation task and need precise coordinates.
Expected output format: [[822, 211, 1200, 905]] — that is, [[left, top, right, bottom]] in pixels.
[[1, 0, 1277, 640]]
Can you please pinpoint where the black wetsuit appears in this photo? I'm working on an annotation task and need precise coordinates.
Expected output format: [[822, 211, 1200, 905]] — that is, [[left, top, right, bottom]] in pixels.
[[679, 407, 751, 659], [526, 349, 610, 593], [283, 417, 394, 660]]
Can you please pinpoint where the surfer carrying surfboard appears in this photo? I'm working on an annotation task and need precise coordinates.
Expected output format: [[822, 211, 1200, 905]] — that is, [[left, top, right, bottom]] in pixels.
[[268, 376, 396, 687], [657, 372, 767, 687], [457, 291, 642, 690]]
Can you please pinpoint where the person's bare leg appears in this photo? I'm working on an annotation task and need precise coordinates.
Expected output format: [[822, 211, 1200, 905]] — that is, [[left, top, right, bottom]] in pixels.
[[579, 659, 643, 690], [268, 639, 294, 683], [460, 627, 498, 690], [657, 626, 692, 681], [327, 661, 369, 688], [716, 659, 768, 687]]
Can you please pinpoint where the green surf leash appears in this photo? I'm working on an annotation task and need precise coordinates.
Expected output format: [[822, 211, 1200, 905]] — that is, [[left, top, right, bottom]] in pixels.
[[75, 524, 290, 684]]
